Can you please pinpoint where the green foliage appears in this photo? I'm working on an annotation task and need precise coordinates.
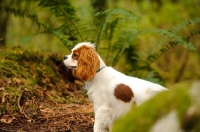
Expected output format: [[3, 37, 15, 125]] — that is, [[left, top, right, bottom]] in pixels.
[[1, 0, 200, 84], [95, 9, 139, 65], [34, 0, 84, 48], [0, 5, 48, 28], [146, 17, 200, 63], [0, 0, 83, 49]]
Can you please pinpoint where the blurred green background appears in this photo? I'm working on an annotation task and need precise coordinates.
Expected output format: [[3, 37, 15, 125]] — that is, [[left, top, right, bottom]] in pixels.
[[0, 0, 200, 86]]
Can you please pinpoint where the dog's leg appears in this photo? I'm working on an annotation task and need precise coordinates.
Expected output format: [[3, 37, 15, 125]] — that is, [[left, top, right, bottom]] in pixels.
[[94, 106, 113, 132]]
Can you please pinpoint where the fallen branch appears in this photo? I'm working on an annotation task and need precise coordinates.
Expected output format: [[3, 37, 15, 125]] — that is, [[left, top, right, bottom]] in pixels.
[[1, 92, 9, 104], [17, 90, 35, 122]]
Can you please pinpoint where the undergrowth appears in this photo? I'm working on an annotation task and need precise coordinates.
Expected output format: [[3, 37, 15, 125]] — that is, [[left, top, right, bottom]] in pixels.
[[0, 0, 200, 84], [0, 47, 81, 118]]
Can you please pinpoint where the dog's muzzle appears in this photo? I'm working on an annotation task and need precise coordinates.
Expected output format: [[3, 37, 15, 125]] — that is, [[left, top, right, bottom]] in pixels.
[[63, 56, 76, 69], [64, 56, 68, 60]]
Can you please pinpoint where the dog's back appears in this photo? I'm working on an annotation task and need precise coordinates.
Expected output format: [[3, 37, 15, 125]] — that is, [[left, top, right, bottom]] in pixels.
[[84, 66, 167, 131]]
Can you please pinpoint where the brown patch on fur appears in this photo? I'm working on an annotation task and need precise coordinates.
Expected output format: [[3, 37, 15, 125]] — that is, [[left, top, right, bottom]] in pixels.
[[72, 45, 100, 81], [114, 84, 134, 103]]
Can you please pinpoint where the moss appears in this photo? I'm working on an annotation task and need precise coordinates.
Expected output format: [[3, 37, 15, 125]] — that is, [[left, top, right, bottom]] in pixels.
[[0, 47, 71, 117], [112, 85, 192, 132], [0, 47, 59, 86]]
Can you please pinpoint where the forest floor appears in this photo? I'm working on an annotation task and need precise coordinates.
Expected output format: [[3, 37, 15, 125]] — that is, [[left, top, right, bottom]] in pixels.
[[0, 47, 94, 132], [0, 99, 94, 132]]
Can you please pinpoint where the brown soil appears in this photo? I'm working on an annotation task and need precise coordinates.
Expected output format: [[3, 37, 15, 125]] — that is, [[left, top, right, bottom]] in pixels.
[[0, 94, 94, 132], [0, 49, 94, 132]]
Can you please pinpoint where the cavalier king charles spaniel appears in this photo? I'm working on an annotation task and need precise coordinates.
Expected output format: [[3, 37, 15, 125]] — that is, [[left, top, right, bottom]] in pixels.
[[63, 42, 167, 132]]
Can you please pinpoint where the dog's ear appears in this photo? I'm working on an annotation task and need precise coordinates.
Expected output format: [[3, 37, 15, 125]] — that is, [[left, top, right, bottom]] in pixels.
[[72, 46, 100, 81]]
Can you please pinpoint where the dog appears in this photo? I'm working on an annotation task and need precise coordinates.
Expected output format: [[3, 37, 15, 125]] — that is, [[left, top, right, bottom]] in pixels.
[[63, 42, 167, 132]]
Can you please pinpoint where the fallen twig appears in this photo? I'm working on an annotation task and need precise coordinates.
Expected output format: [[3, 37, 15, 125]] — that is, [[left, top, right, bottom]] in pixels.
[[17, 90, 35, 123]]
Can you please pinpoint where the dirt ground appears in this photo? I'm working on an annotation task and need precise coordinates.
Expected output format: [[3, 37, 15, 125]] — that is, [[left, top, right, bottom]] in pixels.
[[0, 80, 94, 132], [0, 99, 94, 132], [0, 49, 95, 132]]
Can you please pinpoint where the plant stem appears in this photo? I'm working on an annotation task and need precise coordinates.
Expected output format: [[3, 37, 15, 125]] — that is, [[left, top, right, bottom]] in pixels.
[[56, 2, 84, 42], [173, 49, 189, 83]]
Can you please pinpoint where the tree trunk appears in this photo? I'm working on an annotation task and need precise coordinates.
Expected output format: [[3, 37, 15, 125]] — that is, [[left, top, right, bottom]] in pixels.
[[0, 0, 9, 47]]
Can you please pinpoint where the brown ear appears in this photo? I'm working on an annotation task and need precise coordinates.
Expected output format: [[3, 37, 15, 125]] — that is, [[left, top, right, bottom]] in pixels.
[[72, 46, 100, 81]]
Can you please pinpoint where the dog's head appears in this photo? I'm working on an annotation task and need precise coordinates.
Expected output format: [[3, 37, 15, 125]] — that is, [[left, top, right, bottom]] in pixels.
[[63, 42, 100, 82]]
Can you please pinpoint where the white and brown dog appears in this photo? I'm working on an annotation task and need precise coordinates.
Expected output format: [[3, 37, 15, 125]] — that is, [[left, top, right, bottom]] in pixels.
[[63, 42, 167, 132]]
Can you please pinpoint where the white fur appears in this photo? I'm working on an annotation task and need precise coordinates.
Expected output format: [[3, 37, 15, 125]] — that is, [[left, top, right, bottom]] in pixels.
[[63, 42, 167, 132]]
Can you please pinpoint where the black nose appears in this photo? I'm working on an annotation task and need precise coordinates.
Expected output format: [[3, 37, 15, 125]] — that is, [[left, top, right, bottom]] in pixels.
[[64, 56, 68, 60]]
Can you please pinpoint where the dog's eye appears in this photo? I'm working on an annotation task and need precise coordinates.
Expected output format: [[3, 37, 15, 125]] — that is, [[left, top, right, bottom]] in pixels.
[[72, 53, 78, 59], [73, 53, 77, 57]]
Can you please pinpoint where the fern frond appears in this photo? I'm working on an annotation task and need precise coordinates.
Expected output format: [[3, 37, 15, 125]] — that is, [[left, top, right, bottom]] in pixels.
[[154, 29, 195, 50], [186, 30, 200, 42], [37, 0, 76, 18], [96, 8, 139, 48], [112, 30, 146, 66], [146, 41, 178, 62], [20, 24, 75, 49], [143, 17, 200, 63], [146, 29, 199, 63], [171, 17, 200, 33], [96, 8, 138, 21], [0, 5, 49, 29], [2, 0, 86, 48], [96, 9, 139, 65], [36, 0, 84, 43]]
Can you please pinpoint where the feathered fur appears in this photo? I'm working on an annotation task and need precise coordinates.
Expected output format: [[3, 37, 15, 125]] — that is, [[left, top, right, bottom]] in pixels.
[[72, 45, 100, 81]]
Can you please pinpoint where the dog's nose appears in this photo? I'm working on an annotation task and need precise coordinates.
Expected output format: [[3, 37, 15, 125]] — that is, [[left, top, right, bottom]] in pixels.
[[64, 56, 68, 60]]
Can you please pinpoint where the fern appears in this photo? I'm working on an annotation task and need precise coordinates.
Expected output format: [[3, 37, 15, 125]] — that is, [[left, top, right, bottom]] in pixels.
[[171, 17, 200, 33], [96, 9, 138, 45], [112, 30, 141, 66], [141, 17, 200, 63], [1, 0, 85, 50], [34, 0, 84, 48], [95, 9, 139, 65], [1, 1, 199, 84], [0, 5, 49, 28]]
